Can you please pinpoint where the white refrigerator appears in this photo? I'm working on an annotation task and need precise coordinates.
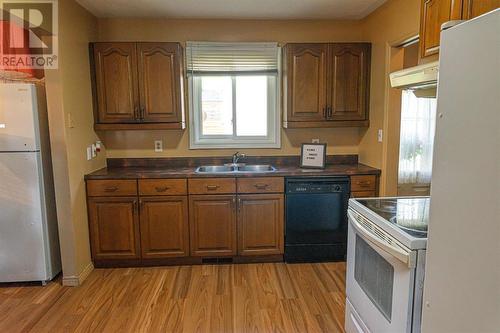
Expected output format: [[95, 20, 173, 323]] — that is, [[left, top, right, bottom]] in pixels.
[[422, 9, 500, 332], [0, 83, 61, 283]]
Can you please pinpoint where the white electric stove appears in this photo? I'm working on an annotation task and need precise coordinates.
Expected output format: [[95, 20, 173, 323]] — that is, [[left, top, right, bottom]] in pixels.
[[345, 197, 429, 333]]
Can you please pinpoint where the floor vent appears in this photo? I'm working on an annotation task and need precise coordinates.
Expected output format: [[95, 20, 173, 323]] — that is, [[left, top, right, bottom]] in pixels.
[[202, 257, 233, 264]]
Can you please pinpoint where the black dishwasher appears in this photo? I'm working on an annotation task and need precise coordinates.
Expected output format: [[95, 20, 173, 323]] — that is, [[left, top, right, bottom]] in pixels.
[[285, 177, 350, 263]]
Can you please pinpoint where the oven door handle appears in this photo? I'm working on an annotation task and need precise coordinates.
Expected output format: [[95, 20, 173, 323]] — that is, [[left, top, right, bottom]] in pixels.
[[348, 210, 416, 268]]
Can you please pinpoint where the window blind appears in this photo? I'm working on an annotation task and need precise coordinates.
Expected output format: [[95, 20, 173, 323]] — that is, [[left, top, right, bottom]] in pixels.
[[185, 42, 279, 75]]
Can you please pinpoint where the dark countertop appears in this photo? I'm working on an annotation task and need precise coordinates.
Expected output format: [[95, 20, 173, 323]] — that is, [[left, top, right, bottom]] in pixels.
[[85, 163, 380, 180]]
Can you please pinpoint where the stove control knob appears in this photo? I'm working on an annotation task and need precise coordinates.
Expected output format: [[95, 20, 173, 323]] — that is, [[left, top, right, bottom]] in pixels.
[[333, 185, 341, 192]]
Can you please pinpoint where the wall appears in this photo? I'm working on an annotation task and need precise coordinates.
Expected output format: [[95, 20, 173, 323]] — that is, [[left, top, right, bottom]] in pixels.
[[96, 18, 366, 158], [45, 0, 105, 285], [358, 0, 421, 195]]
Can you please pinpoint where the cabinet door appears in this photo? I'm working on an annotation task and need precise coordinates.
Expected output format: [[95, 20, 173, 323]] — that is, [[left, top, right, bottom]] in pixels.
[[419, 0, 463, 58], [92, 42, 139, 123], [140, 196, 189, 258], [328, 43, 370, 121], [137, 43, 184, 123], [189, 195, 237, 256], [462, 0, 499, 18], [284, 44, 328, 122], [88, 197, 140, 260], [238, 194, 284, 256]]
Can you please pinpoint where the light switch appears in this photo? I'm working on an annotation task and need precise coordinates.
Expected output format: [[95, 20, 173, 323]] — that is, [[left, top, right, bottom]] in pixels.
[[86, 146, 92, 160], [91, 144, 97, 158], [377, 129, 383, 143]]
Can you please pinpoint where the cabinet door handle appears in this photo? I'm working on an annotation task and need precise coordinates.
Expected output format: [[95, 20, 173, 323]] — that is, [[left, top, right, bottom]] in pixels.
[[206, 185, 220, 191], [254, 183, 269, 190], [323, 107, 327, 119], [140, 107, 145, 120], [134, 200, 139, 213], [237, 197, 241, 213], [104, 186, 118, 192], [327, 106, 333, 119], [155, 186, 170, 192], [134, 107, 139, 120]]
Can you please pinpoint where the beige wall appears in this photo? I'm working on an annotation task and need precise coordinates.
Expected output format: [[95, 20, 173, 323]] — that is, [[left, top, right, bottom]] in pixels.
[[97, 18, 366, 158], [45, 0, 105, 284], [359, 0, 421, 195], [44, 0, 421, 285]]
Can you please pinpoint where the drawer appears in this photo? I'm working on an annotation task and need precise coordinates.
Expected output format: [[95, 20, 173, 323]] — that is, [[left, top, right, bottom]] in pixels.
[[237, 177, 284, 193], [87, 180, 137, 197], [139, 179, 187, 196], [351, 175, 377, 192], [188, 178, 236, 194], [351, 191, 376, 198]]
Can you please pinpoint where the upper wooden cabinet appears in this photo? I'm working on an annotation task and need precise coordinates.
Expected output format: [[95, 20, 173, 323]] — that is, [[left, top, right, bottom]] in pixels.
[[462, 0, 500, 18], [419, 0, 463, 58], [283, 42, 371, 128], [90, 42, 185, 130], [420, 0, 499, 58], [284, 44, 328, 122], [328, 44, 370, 122]]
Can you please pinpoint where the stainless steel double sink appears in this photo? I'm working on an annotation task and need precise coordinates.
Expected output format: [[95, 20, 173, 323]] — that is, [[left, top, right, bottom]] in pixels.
[[195, 164, 277, 174]]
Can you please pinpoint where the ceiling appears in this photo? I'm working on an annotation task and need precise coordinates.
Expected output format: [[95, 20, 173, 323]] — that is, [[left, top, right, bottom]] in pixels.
[[76, 0, 388, 20]]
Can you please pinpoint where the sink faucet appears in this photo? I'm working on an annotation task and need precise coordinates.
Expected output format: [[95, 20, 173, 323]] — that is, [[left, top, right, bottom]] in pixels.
[[232, 152, 246, 165]]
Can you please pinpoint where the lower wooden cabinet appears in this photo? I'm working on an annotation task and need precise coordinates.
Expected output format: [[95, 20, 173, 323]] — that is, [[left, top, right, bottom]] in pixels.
[[189, 195, 237, 257], [237, 194, 284, 256], [88, 196, 141, 261], [139, 196, 189, 259]]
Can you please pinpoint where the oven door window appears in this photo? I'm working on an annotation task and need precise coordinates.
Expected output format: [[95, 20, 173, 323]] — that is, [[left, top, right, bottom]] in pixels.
[[354, 235, 394, 321]]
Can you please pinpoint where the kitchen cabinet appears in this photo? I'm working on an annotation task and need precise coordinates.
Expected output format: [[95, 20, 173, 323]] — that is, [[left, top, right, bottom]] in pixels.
[[419, 0, 499, 58], [283, 43, 328, 123], [328, 43, 371, 122], [139, 196, 189, 259], [419, 0, 463, 58], [90, 42, 185, 130], [237, 194, 284, 256], [462, 0, 500, 18], [189, 195, 237, 257], [91, 43, 138, 124], [350, 175, 377, 198], [88, 196, 141, 261], [283, 42, 371, 128]]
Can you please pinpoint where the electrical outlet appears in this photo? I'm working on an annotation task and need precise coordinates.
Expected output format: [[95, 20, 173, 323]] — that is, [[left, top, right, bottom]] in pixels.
[[154, 140, 163, 152], [378, 129, 383, 143], [312, 138, 320, 143], [91, 144, 97, 158]]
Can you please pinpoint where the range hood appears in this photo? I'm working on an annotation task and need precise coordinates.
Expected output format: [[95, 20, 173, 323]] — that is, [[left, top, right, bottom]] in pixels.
[[390, 61, 439, 96]]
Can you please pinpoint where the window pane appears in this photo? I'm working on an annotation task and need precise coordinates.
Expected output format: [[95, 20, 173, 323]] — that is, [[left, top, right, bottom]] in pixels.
[[398, 90, 437, 184], [236, 76, 268, 136], [201, 76, 233, 136]]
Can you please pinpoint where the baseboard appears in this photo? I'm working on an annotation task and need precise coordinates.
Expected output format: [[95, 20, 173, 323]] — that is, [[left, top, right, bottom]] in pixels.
[[62, 262, 94, 287]]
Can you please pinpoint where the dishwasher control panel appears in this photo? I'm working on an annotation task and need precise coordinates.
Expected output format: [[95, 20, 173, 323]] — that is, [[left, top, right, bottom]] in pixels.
[[286, 177, 350, 194]]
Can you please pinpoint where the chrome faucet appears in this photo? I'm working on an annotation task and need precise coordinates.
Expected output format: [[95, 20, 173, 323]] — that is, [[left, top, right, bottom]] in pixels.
[[232, 152, 246, 165]]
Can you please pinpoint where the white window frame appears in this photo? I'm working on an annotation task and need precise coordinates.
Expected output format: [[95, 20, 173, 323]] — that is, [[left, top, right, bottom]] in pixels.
[[188, 48, 281, 149]]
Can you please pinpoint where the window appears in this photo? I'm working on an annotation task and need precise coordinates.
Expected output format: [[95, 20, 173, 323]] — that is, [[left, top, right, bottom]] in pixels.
[[186, 42, 280, 148], [398, 90, 437, 185]]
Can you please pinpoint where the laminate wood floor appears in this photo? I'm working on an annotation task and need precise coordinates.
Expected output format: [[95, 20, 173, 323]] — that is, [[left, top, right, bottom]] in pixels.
[[0, 262, 346, 333]]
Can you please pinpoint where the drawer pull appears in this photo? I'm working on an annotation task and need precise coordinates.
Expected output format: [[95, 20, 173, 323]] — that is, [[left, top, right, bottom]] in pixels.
[[206, 185, 220, 191], [104, 186, 119, 192], [155, 186, 170, 192], [254, 183, 269, 189], [357, 181, 371, 186]]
